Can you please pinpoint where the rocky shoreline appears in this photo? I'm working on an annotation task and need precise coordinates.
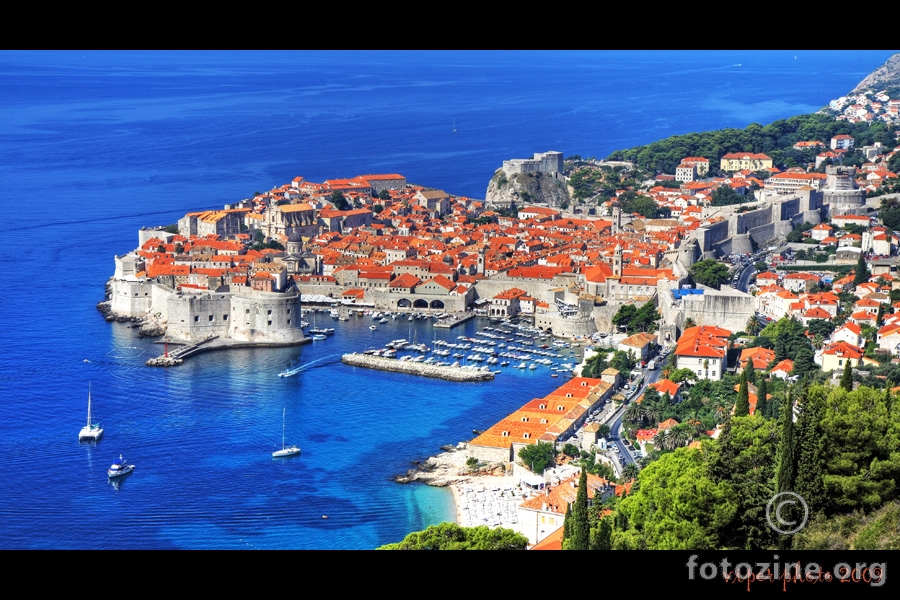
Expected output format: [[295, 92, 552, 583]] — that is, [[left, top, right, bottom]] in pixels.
[[96, 283, 167, 338], [394, 448, 506, 487]]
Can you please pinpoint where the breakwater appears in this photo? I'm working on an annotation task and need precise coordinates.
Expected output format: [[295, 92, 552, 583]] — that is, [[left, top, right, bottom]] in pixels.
[[341, 353, 494, 381]]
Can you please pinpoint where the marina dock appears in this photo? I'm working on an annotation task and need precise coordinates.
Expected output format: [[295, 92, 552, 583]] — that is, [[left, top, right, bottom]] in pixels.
[[342, 353, 494, 381], [433, 313, 475, 329]]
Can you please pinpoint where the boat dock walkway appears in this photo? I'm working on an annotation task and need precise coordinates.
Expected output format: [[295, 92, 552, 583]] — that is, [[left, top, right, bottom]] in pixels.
[[146, 334, 309, 366], [433, 313, 475, 329], [342, 353, 494, 381]]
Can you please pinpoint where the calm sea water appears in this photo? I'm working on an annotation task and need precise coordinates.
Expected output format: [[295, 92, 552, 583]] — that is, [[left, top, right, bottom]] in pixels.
[[0, 50, 893, 549]]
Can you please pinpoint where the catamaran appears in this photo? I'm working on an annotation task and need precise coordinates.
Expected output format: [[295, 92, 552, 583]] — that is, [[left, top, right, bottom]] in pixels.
[[79, 383, 103, 441]]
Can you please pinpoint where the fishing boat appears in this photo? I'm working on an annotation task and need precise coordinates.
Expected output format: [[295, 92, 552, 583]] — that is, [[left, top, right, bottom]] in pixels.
[[79, 383, 103, 441], [272, 408, 301, 458], [108, 455, 135, 478]]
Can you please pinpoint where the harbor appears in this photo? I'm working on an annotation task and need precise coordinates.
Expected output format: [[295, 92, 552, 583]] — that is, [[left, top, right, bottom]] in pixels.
[[342, 353, 494, 381]]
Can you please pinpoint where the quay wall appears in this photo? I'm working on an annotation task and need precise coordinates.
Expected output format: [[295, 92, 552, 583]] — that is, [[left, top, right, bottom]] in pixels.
[[341, 353, 494, 382]]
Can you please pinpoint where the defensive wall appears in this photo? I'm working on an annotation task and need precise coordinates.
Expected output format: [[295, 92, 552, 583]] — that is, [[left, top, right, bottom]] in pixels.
[[696, 190, 823, 257], [658, 283, 755, 336], [108, 276, 307, 345]]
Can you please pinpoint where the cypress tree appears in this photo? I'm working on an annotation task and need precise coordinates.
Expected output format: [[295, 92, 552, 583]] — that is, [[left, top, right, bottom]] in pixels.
[[571, 469, 590, 550], [742, 359, 756, 386], [854, 251, 868, 287], [756, 378, 768, 417], [775, 391, 795, 494], [793, 389, 827, 515], [840, 359, 853, 391], [735, 371, 750, 417], [562, 501, 573, 544]]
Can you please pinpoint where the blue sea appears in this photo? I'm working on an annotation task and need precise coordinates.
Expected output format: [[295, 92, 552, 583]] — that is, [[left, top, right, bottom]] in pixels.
[[0, 50, 894, 549]]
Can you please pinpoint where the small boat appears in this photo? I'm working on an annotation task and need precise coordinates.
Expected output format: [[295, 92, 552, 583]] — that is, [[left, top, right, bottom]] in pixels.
[[311, 334, 327, 341], [108, 455, 135, 479], [79, 383, 103, 442], [272, 408, 301, 458], [369, 325, 377, 330]]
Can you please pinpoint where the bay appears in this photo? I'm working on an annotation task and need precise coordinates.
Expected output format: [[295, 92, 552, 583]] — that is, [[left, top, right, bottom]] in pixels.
[[0, 50, 893, 549]]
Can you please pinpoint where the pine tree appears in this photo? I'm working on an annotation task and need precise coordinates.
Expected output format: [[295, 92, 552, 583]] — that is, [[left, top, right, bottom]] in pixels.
[[591, 515, 612, 550], [735, 371, 751, 417], [570, 469, 590, 550], [840, 359, 853, 391]]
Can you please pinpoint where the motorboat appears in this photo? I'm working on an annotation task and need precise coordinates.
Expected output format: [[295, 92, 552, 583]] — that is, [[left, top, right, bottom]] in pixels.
[[273, 408, 301, 458], [369, 325, 377, 330], [79, 383, 103, 442], [108, 455, 135, 478], [311, 334, 327, 341]]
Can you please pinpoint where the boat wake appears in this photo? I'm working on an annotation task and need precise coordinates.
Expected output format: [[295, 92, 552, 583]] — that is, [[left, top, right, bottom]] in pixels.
[[278, 354, 342, 378]]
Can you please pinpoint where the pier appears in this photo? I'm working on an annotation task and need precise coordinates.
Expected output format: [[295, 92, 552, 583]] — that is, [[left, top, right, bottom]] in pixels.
[[433, 313, 475, 329], [342, 353, 494, 381]]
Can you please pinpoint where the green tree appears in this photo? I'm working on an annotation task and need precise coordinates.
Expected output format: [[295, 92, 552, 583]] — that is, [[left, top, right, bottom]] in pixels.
[[711, 184, 744, 206], [669, 368, 698, 384], [581, 349, 610, 378], [591, 515, 613, 550], [611, 448, 738, 550], [378, 189, 391, 200], [746, 315, 765, 336], [610, 350, 636, 373], [562, 443, 580, 458], [518, 441, 556, 473], [331, 190, 350, 211], [775, 393, 795, 493], [840, 359, 853, 391], [754, 380, 767, 417], [793, 387, 827, 515], [566, 469, 590, 550], [690, 259, 730, 289], [706, 415, 780, 549], [377, 522, 528, 550], [816, 385, 900, 515], [735, 371, 751, 417], [854, 251, 868, 287]]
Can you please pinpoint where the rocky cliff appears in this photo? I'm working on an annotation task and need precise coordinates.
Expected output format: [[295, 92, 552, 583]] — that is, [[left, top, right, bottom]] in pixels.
[[851, 53, 900, 94], [484, 168, 571, 209]]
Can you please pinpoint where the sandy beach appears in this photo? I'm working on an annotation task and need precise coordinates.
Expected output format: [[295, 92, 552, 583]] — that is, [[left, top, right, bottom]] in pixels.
[[398, 449, 541, 535]]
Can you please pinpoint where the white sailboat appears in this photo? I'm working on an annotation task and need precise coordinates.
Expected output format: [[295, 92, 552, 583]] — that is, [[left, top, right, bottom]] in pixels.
[[79, 383, 103, 441], [452, 119, 457, 133], [272, 408, 301, 457]]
